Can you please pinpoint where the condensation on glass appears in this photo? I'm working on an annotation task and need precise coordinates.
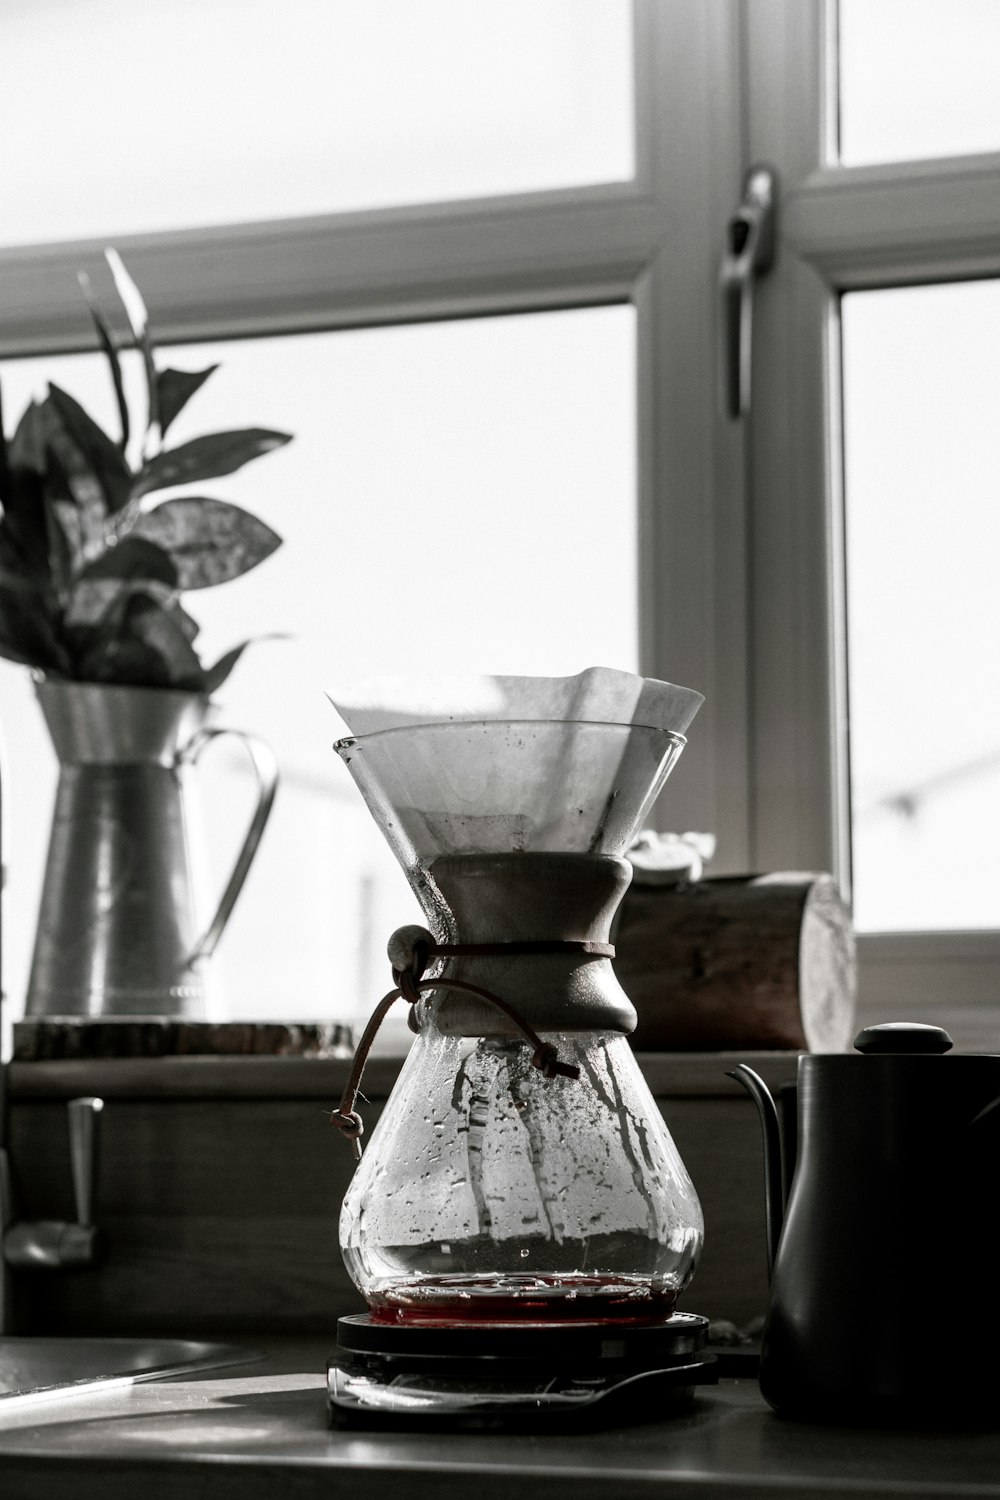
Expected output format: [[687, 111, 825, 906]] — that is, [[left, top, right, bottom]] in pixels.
[[839, 0, 1000, 165], [0, 0, 634, 244], [842, 282, 1000, 932]]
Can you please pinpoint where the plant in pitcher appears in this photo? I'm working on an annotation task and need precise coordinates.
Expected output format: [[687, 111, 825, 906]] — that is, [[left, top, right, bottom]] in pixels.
[[0, 249, 291, 691]]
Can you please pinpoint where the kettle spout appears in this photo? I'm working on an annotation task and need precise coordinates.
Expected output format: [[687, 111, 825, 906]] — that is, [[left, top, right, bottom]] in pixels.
[[727, 1064, 784, 1281]]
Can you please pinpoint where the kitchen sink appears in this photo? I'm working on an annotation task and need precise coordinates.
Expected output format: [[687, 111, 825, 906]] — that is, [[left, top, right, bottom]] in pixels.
[[0, 1337, 258, 1410]]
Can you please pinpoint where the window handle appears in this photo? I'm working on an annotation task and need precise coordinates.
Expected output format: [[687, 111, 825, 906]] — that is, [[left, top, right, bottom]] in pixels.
[[721, 164, 777, 419]]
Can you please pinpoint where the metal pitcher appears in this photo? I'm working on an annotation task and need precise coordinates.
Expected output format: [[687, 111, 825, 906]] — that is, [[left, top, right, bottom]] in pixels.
[[25, 679, 277, 1019]]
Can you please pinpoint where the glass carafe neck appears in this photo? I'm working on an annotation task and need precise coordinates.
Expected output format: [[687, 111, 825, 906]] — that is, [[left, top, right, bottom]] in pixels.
[[416, 851, 636, 1037]]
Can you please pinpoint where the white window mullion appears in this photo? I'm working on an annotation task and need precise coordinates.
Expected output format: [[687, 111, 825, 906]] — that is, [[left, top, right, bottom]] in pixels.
[[0, 186, 661, 358], [744, 0, 845, 878], [787, 156, 1000, 286], [635, 0, 752, 871]]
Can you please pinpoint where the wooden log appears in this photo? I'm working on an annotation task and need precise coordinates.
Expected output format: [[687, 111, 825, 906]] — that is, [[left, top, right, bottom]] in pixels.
[[613, 873, 856, 1052]]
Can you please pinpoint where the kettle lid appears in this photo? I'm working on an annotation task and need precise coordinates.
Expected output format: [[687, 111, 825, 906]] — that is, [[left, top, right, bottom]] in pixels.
[[853, 1022, 954, 1055]]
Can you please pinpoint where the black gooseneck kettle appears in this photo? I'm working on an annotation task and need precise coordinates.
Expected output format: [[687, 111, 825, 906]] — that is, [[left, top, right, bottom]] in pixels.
[[732, 1022, 1000, 1424]]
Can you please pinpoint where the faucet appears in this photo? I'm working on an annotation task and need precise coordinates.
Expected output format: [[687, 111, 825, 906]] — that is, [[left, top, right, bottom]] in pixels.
[[0, 1094, 105, 1333]]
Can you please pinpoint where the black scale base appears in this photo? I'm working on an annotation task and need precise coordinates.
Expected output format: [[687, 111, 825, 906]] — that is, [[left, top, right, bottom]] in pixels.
[[327, 1310, 717, 1430]]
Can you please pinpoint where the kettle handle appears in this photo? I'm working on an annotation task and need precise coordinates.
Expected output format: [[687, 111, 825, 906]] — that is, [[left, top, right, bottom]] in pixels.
[[183, 728, 279, 964], [728, 1064, 785, 1281]]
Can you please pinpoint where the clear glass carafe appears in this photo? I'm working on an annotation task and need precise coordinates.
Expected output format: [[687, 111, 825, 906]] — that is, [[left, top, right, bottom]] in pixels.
[[331, 673, 705, 1326], [340, 1017, 702, 1324]]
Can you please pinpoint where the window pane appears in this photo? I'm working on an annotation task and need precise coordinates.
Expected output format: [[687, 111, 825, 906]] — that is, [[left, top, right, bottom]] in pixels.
[[839, 0, 1000, 165], [0, 0, 634, 245], [843, 283, 1000, 932], [0, 307, 637, 1040]]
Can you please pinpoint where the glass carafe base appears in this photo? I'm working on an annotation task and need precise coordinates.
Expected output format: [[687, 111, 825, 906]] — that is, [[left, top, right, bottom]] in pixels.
[[367, 1273, 679, 1326]]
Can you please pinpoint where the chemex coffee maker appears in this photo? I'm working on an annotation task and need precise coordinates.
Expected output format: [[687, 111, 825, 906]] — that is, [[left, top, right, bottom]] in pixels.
[[733, 1022, 1000, 1425], [324, 667, 716, 1427]]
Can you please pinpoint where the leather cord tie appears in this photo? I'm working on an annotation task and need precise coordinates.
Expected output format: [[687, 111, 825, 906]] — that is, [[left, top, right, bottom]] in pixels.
[[330, 930, 610, 1160]]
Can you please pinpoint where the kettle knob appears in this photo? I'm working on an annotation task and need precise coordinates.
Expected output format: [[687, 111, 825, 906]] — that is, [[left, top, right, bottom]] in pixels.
[[853, 1022, 954, 1054]]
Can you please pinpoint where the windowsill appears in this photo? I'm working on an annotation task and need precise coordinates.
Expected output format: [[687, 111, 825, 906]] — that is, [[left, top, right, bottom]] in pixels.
[[5, 1049, 800, 1101], [858, 929, 1000, 960]]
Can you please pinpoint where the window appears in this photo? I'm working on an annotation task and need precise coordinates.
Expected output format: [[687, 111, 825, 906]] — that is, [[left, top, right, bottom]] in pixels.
[[843, 282, 1000, 936], [0, 2, 746, 1041], [839, 0, 1000, 165], [0, 0, 635, 241], [746, 0, 1000, 1047], [6, 2, 985, 1051]]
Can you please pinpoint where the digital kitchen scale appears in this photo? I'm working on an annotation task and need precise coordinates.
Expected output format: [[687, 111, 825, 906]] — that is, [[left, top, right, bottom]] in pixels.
[[327, 1311, 717, 1430]]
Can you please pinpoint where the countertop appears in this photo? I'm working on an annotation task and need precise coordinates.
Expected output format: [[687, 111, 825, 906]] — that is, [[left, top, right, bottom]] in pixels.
[[2, 1339, 1000, 1500]]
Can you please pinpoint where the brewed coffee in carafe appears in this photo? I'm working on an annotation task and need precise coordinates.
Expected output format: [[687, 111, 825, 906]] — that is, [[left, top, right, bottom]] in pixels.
[[329, 668, 705, 1327]]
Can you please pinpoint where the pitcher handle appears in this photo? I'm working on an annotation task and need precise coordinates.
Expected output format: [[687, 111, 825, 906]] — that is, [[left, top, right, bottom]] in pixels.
[[184, 727, 279, 964]]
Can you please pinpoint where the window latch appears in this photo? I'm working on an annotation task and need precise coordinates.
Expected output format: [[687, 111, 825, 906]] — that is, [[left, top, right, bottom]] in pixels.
[[721, 164, 777, 419]]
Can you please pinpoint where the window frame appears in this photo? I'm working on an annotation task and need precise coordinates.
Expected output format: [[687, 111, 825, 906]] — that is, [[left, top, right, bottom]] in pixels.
[[746, 0, 1000, 1046]]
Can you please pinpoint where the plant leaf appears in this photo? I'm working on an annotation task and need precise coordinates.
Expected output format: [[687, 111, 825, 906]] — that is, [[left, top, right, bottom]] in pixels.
[[157, 365, 218, 437], [0, 580, 72, 673], [125, 594, 205, 687], [132, 497, 282, 588], [201, 639, 252, 694], [76, 536, 178, 587], [7, 399, 46, 473], [71, 590, 204, 689], [0, 530, 68, 631], [0, 465, 51, 580], [0, 374, 10, 499], [36, 399, 116, 585], [46, 383, 132, 512], [132, 429, 291, 499], [0, 539, 41, 594], [105, 247, 161, 454], [201, 632, 285, 694], [78, 271, 129, 451], [66, 538, 178, 632], [48, 497, 87, 587], [172, 599, 201, 643], [4, 410, 78, 592], [5, 399, 110, 587]]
